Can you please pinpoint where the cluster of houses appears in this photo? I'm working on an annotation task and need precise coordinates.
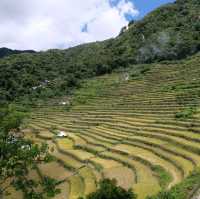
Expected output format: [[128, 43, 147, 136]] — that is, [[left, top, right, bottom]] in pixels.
[[32, 79, 50, 90]]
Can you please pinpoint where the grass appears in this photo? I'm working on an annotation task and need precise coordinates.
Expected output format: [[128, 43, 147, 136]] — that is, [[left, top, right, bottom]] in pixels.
[[123, 137, 195, 172], [100, 151, 161, 198], [78, 167, 97, 195], [152, 165, 173, 189], [37, 130, 55, 139], [97, 124, 200, 156], [67, 134, 87, 146], [38, 162, 72, 180], [66, 149, 94, 161], [103, 166, 135, 190], [26, 53, 200, 199], [91, 157, 122, 169], [57, 138, 74, 150], [175, 107, 197, 119], [149, 168, 200, 199], [38, 162, 72, 199], [113, 144, 177, 188], [68, 175, 85, 199], [50, 142, 83, 169], [54, 181, 70, 199], [3, 187, 23, 199]]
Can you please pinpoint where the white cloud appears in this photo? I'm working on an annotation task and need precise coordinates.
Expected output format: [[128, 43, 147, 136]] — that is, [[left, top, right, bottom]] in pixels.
[[0, 0, 139, 50]]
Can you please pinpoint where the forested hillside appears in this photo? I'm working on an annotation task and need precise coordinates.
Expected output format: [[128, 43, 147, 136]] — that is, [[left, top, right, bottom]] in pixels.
[[0, 0, 199, 103], [0, 47, 35, 59]]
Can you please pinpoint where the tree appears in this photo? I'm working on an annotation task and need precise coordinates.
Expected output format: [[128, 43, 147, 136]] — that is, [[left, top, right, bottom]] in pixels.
[[0, 104, 60, 198], [79, 178, 137, 199]]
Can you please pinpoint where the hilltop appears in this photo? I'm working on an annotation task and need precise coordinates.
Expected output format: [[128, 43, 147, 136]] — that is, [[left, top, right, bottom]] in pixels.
[[0, 0, 199, 103], [0, 47, 35, 59]]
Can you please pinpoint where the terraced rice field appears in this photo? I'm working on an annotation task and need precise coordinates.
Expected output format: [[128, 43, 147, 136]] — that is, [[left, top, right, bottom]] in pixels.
[[25, 54, 200, 199]]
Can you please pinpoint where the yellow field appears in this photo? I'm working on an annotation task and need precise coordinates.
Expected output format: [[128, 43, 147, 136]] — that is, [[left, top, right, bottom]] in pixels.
[[104, 166, 135, 190], [23, 55, 200, 199]]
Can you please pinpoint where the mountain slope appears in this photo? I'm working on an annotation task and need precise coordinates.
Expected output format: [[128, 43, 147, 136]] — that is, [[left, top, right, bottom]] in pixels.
[[0, 47, 35, 59], [26, 53, 200, 199], [116, 0, 200, 63], [0, 0, 199, 103]]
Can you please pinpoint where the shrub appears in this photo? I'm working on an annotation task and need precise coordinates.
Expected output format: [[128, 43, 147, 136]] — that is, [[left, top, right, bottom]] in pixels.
[[0, 105, 60, 198], [175, 107, 196, 119], [146, 168, 200, 199], [78, 179, 137, 199], [152, 165, 172, 188]]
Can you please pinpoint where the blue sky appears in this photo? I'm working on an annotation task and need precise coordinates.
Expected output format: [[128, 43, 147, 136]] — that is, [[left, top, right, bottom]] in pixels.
[[110, 0, 175, 20], [0, 0, 176, 50], [132, 0, 175, 19]]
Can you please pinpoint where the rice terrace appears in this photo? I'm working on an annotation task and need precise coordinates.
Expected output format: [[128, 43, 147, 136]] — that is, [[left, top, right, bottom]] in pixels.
[[0, 0, 200, 199], [23, 53, 200, 199]]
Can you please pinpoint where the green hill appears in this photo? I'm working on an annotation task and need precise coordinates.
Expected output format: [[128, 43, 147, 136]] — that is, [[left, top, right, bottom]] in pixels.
[[0, 47, 35, 59], [25, 52, 200, 199], [0, 0, 199, 103]]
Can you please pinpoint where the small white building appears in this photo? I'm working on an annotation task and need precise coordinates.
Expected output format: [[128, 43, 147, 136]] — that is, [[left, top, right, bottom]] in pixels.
[[21, 145, 31, 150], [57, 131, 67, 137], [32, 86, 38, 90], [124, 73, 129, 81], [44, 80, 50, 83], [59, 101, 70, 105]]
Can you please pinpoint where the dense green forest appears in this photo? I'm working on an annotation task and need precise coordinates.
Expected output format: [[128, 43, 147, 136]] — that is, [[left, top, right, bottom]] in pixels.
[[0, 0, 199, 103], [0, 48, 35, 59]]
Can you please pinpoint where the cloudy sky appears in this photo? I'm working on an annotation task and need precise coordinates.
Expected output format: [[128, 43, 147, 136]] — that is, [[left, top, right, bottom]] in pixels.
[[0, 0, 174, 51]]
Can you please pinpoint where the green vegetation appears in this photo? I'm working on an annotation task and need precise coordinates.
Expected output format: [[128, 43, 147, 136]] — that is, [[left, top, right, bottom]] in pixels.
[[78, 179, 137, 199], [0, 47, 35, 59], [0, 105, 60, 198], [175, 107, 197, 119], [128, 65, 151, 79], [152, 166, 172, 189], [84, 172, 200, 199], [147, 168, 200, 199], [0, 0, 199, 103]]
